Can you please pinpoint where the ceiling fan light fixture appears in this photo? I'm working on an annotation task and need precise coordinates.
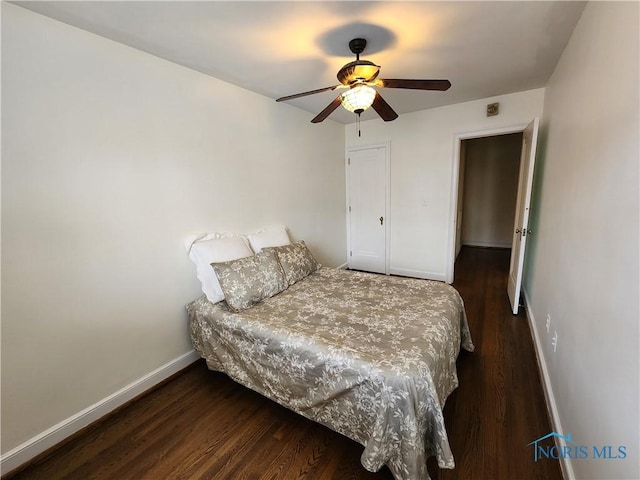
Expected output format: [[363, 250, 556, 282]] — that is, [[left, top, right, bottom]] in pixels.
[[340, 85, 376, 114]]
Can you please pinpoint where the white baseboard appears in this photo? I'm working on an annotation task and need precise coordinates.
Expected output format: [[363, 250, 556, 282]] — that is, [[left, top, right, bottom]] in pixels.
[[336, 262, 348, 270], [522, 290, 574, 480], [0, 350, 200, 475], [462, 240, 511, 249], [389, 267, 447, 282]]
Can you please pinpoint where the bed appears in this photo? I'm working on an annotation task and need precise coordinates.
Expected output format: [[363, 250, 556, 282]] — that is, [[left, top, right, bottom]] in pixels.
[[187, 260, 474, 480]]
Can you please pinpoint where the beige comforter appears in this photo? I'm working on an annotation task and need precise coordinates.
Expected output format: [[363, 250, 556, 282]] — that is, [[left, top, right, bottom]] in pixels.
[[188, 267, 474, 480]]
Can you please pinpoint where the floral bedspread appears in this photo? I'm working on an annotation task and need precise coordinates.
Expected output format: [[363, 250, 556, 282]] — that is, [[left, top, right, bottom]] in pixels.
[[187, 267, 474, 480]]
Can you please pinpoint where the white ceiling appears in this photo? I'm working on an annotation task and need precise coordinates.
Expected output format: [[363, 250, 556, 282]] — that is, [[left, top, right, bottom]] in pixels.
[[14, 1, 586, 124]]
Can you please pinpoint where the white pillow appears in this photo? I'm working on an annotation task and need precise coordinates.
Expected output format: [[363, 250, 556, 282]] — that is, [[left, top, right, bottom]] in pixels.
[[247, 225, 291, 253], [186, 234, 254, 303], [183, 233, 217, 251]]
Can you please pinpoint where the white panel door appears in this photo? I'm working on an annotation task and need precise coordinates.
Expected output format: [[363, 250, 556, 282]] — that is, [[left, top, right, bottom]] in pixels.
[[507, 118, 539, 314], [348, 146, 387, 274]]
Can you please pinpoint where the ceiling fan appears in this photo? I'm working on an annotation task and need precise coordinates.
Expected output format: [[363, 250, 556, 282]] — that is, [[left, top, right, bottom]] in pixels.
[[276, 38, 451, 123]]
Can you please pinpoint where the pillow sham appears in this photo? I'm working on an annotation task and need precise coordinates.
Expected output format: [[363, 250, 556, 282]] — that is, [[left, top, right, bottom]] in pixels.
[[187, 235, 254, 303], [266, 240, 320, 286], [247, 224, 291, 253], [212, 249, 287, 312]]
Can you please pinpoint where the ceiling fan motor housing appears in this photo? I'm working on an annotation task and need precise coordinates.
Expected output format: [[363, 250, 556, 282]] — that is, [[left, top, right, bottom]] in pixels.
[[337, 60, 380, 85], [337, 38, 380, 85]]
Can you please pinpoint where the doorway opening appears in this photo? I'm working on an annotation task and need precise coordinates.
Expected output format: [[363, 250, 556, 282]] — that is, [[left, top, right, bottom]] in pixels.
[[447, 120, 539, 314], [455, 133, 523, 257]]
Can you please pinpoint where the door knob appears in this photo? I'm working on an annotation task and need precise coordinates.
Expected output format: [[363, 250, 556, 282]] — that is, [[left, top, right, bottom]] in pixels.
[[380, 216, 384, 225]]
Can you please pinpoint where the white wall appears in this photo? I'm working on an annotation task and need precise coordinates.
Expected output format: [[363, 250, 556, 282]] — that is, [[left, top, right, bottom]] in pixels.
[[346, 89, 544, 280], [1, 3, 345, 457], [523, 2, 639, 479], [461, 133, 522, 248]]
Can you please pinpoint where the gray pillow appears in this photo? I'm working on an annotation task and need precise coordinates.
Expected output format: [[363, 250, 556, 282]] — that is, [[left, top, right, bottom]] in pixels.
[[265, 240, 320, 286], [211, 249, 287, 312]]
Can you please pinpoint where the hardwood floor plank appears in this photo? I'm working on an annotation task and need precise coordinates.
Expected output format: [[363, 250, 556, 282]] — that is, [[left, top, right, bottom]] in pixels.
[[5, 246, 561, 480]]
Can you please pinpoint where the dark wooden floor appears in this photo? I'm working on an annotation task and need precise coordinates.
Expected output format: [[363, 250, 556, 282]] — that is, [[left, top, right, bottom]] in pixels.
[[6, 247, 561, 480]]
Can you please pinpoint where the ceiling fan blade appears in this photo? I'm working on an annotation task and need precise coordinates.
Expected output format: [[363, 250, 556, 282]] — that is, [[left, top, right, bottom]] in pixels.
[[276, 85, 340, 102], [311, 96, 342, 123], [379, 79, 451, 91], [371, 92, 398, 122]]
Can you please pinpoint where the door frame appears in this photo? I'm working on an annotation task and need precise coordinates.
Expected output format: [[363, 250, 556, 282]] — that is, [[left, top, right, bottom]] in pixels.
[[345, 142, 391, 274], [445, 123, 530, 284]]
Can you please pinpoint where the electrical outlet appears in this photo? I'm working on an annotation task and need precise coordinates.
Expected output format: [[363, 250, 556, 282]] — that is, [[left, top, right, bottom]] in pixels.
[[552, 331, 558, 352], [546, 314, 551, 333]]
